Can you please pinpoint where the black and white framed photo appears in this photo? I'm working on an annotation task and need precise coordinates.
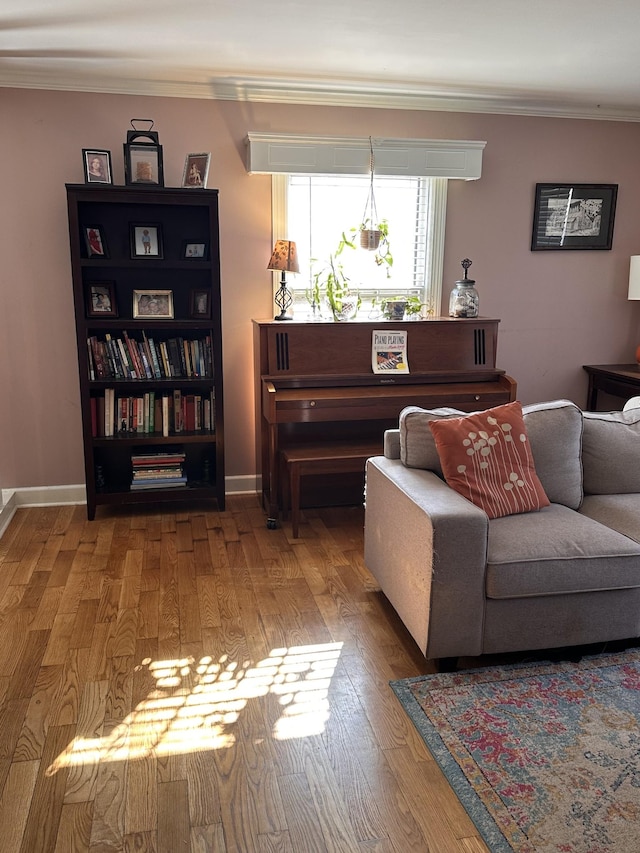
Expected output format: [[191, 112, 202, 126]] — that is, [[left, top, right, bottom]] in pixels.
[[531, 183, 618, 250], [190, 289, 211, 318], [130, 223, 163, 258], [182, 153, 210, 188], [83, 225, 108, 257], [132, 290, 174, 319], [86, 281, 117, 317], [82, 149, 113, 184], [182, 240, 208, 259]]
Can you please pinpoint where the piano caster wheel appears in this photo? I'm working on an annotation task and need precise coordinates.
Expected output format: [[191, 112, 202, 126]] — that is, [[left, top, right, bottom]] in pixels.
[[266, 518, 278, 530]]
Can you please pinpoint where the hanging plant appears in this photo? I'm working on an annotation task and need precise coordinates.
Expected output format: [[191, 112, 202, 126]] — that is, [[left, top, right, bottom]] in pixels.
[[354, 137, 393, 276]]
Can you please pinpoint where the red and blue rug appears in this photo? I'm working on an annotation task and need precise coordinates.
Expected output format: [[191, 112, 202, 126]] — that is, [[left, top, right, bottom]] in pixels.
[[391, 649, 640, 852]]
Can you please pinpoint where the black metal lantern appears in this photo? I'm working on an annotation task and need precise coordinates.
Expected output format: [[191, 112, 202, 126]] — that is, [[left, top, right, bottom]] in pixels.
[[123, 119, 164, 187]]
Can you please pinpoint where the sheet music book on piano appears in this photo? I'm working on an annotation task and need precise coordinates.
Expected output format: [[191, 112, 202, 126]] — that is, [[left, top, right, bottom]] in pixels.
[[371, 329, 410, 374]]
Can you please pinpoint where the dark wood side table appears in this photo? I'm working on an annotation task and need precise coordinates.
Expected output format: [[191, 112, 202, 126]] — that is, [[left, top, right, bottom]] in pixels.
[[583, 364, 640, 409]]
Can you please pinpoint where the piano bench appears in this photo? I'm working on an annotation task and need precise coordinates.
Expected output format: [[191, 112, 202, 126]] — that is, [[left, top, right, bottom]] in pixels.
[[280, 441, 382, 538]]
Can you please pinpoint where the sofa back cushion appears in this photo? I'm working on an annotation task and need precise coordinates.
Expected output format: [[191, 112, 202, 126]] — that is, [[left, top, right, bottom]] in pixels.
[[583, 408, 640, 494], [520, 399, 583, 509], [399, 406, 463, 474], [400, 398, 583, 509]]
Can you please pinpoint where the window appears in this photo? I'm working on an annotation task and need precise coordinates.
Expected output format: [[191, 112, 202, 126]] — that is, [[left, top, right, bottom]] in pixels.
[[251, 133, 485, 320], [272, 174, 448, 319]]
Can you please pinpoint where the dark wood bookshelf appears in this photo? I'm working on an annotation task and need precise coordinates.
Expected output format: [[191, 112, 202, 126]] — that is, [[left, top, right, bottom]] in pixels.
[[66, 184, 225, 520]]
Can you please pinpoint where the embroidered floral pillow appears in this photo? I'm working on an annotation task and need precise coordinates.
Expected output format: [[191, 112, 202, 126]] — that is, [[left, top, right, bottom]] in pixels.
[[428, 401, 550, 519]]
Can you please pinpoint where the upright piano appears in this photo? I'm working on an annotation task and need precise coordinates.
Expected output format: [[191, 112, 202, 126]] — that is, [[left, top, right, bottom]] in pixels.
[[253, 317, 516, 524]]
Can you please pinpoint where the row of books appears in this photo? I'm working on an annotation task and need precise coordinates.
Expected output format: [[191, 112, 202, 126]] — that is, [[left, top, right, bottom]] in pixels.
[[91, 389, 216, 437], [131, 450, 187, 491], [87, 331, 213, 381]]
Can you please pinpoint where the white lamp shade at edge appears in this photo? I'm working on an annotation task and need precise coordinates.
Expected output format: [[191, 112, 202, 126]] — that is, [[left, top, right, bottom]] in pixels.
[[629, 256, 640, 300]]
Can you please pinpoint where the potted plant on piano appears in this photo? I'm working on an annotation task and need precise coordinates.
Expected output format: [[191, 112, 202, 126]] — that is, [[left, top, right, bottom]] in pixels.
[[310, 231, 360, 321]]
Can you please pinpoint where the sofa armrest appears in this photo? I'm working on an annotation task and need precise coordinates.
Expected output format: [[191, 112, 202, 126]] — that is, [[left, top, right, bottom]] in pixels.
[[364, 456, 488, 659], [383, 429, 400, 459]]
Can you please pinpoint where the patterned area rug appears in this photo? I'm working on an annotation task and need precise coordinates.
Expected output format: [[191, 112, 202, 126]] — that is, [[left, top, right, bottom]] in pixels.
[[391, 650, 640, 852]]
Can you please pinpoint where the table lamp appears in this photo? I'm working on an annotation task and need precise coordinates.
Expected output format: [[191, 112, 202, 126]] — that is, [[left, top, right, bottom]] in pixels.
[[629, 256, 640, 364], [268, 240, 299, 321]]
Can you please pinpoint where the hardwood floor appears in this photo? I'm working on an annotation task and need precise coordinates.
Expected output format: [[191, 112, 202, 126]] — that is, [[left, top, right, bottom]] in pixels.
[[0, 496, 489, 853]]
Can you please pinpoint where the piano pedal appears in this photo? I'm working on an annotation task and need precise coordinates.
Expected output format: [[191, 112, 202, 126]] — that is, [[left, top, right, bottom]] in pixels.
[[266, 517, 278, 530]]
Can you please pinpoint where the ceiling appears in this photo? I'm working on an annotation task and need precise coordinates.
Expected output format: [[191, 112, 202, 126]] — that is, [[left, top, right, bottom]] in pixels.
[[3, 0, 640, 121]]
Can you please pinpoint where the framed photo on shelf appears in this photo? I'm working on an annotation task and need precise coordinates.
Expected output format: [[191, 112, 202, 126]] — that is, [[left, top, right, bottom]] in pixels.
[[190, 289, 211, 318], [87, 282, 117, 317], [132, 289, 174, 319], [531, 183, 618, 251], [182, 240, 208, 259], [83, 225, 108, 257], [182, 153, 210, 188], [124, 142, 164, 187], [82, 149, 113, 185], [130, 223, 163, 258]]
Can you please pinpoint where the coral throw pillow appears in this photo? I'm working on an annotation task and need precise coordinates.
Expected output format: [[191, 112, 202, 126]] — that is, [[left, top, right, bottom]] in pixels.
[[428, 401, 550, 519]]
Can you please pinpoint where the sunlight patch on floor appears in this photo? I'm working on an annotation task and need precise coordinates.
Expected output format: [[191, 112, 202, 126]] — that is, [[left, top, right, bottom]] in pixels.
[[47, 642, 343, 774]]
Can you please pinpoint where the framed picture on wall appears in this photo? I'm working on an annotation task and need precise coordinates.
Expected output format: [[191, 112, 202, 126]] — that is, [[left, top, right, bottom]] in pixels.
[[531, 183, 618, 250]]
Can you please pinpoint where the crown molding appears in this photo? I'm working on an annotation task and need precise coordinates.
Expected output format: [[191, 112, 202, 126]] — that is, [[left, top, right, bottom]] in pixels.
[[213, 77, 640, 123], [3, 69, 640, 123]]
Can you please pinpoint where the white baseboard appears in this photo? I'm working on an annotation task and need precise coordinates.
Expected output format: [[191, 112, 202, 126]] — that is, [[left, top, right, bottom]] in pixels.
[[225, 474, 261, 495], [2, 484, 87, 508], [0, 491, 18, 540], [0, 475, 262, 539]]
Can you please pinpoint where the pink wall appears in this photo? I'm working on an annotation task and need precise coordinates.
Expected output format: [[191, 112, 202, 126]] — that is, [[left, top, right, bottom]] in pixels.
[[1, 87, 640, 491]]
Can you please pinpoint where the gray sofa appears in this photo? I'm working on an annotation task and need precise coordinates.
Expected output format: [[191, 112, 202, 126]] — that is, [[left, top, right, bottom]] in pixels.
[[364, 399, 640, 662]]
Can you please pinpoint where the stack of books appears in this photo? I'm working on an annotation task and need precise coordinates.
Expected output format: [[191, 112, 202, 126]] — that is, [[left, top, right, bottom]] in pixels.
[[130, 450, 187, 491], [88, 332, 213, 381]]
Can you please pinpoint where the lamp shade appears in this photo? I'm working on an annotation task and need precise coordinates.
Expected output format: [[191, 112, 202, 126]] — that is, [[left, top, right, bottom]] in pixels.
[[629, 256, 640, 300], [267, 240, 299, 274]]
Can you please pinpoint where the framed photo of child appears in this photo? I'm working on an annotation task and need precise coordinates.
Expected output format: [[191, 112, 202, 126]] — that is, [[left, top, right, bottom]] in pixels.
[[87, 282, 117, 317], [83, 225, 108, 258], [182, 241, 208, 259], [182, 153, 210, 188], [190, 289, 211, 318], [130, 224, 163, 259], [132, 290, 174, 319]]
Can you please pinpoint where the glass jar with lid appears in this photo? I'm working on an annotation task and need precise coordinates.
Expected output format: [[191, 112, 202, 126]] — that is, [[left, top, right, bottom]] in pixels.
[[449, 258, 479, 318]]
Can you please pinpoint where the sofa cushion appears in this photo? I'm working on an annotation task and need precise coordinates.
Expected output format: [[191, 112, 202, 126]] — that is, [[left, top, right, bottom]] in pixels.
[[400, 398, 583, 509], [583, 408, 640, 494], [579, 493, 640, 543], [486, 504, 640, 599], [518, 399, 583, 509], [399, 406, 464, 473], [428, 401, 550, 519]]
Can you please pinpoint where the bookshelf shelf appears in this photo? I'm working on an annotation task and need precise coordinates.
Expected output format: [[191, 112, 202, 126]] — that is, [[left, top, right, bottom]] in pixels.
[[66, 184, 225, 520], [92, 432, 217, 446]]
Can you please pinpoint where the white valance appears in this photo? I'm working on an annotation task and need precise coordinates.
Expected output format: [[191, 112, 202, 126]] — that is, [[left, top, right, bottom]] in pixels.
[[246, 133, 485, 180]]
